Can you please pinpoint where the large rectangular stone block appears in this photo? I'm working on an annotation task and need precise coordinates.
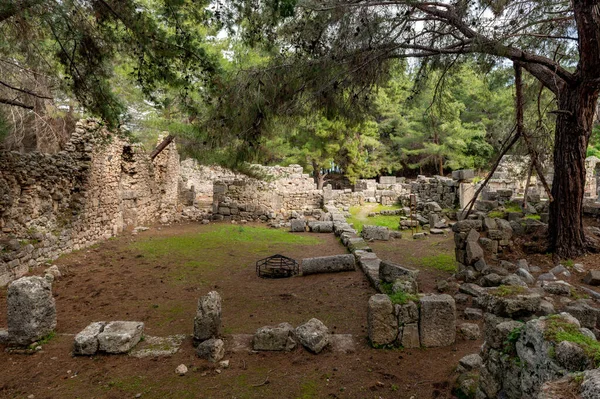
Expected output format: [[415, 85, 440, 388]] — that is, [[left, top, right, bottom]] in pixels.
[[419, 294, 456, 347], [7, 276, 56, 346]]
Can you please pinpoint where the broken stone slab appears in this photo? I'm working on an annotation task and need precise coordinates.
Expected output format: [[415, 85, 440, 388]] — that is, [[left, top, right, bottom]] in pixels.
[[429, 228, 445, 235], [347, 237, 371, 252], [368, 294, 397, 346], [542, 281, 573, 296], [395, 301, 419, 325], [295, 318, 329, 354], [538, 272, 557, 282], [480, 289, 541, 317], [97, 321, 144, 354], [464, 308, 483, 320], [7, 276, 56, 346], [361, 225, 390, 241], [459, 283, 487, 297], [196, 338, 225, 362], [419, 294, 456, 347], [73, 321, 106, 356], [400, 323, 420, 348], [583, 270, 600, 286], [379, 260, 419, 283], [129, 334, 186, 358], [290, 219, 306, 232], [193, 291, 222, 343], [252, 322, 297, 351], [301, 254, 355, 275]]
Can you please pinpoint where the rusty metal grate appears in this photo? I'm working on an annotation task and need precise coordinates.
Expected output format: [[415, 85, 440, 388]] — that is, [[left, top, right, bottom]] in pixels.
[[256, 254, 299, 278]]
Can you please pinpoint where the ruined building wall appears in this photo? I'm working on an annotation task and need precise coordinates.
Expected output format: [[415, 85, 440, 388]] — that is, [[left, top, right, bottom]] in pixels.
[[179, 159, 239, 207], [0, 120, 183, 286], [212, 165, 322, 221]]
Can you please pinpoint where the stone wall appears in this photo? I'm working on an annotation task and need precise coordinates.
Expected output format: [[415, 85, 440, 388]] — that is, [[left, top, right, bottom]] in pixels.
[[212, 165, 322, 222], [0, 120, 189, 286], [180, 159, 239, 208]]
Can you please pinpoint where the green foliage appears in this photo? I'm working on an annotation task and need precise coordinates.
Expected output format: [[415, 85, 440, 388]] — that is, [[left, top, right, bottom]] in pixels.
[[488, 210, 506, 219], [545, 316, 600, 366], [346, 205, 401, 232], [504, 202, 523, 213], [131, 225, 320, 258], [379, 282, 419, 305], [489, 285, 528, 297], [413, 254, 457, 273]]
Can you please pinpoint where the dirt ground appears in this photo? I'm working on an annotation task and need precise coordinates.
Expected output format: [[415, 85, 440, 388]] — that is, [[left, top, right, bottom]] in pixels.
[[0, 222, 480, 399]]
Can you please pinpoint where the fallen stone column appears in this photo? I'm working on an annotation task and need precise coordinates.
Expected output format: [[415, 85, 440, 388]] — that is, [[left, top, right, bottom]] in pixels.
[[301, 254, 356, 275]]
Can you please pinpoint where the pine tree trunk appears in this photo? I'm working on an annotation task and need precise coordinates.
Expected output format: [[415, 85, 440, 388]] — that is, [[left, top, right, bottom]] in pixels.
[[312, 160, 325, 190], [548, 84, 599, 258]]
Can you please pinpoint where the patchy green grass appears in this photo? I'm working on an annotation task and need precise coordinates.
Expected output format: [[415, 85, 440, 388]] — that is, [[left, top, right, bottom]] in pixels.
[[129, 225, 321, 286], [504, 201, 523, 213], [131, 225, 320, 258], [347, 204, 402, 232], [411, 253, 457, 273], [489, 285, 528, 297], [524, 214, 541, 220], [488, 210, 506, 219], [380, 282, 419, 305], [545, 315, 600, 366]]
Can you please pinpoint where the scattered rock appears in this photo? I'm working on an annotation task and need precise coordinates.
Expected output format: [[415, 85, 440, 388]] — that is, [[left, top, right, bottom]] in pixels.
[[542, 281, 573, 296], [458, 353, 482, 372], [464, 308, 483, 320], [295, 318, 330, 354], [458, 323, 480, 340], [196, 338, 225, 362], [175, 364, 188, 376], [583, 270, 600, 286]]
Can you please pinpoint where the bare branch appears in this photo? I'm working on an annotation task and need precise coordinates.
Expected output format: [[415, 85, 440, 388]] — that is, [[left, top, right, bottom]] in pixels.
[[0, 97, 33, 109]]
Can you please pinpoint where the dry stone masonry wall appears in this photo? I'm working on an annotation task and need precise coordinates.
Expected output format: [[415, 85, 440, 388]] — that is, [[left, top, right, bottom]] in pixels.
[[0, 120, 194, 286]]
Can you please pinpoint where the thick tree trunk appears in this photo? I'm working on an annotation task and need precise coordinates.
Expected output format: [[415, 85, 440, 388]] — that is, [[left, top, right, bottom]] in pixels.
[[548, 85, 599, 258], [312, 160, 326, 190]]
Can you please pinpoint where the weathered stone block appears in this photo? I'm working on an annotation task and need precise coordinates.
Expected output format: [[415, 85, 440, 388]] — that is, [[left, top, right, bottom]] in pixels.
[[379, 260, 419, 283], [368, 294, 397, 346], [253, 323, 297, 351], [295, 318, 329, 354], [7, 276, 56, 346], [196, 338, 225, 362], [401, 323, 420, 348], [193, 291, 222, 343], [583, 270, 600, 286], [97, 321, 144, 353], [361, 225, 390, 241], [419, 294, 456, 347], [73, 321, 106, 356], [290, 219, 306, 232]]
